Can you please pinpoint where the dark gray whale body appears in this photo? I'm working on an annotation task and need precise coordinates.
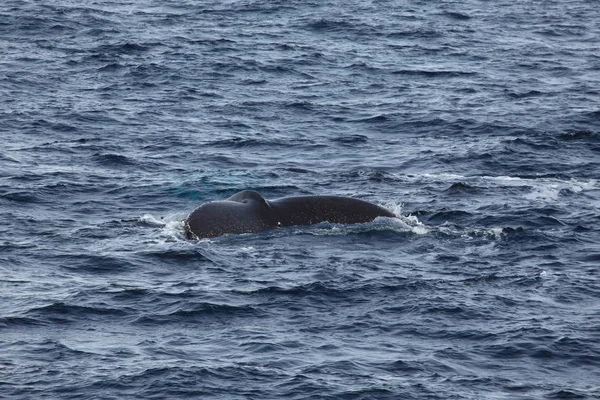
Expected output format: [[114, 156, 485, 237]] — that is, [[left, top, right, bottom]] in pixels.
[[185, 190, 396, 239]]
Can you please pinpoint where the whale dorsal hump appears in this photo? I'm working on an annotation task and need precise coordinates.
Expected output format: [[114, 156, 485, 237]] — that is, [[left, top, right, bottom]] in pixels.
[[227, 190, 270, 209]]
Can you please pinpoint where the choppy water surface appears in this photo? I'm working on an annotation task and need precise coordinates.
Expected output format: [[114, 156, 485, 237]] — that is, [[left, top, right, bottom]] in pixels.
[[1, 1, 599, 399]]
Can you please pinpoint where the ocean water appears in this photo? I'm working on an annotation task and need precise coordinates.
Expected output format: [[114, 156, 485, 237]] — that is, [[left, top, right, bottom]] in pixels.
[[1, 0, 599, 399]]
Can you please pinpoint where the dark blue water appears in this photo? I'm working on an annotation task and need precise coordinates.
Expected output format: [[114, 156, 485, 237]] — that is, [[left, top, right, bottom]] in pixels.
[[2, 1, 599, 398]]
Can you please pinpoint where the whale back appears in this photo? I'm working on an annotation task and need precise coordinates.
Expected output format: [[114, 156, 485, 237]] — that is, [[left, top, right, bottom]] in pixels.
[[270, 195, 395, 227], [185, 191, 396, 239], [185, 191, 275, 239], [227, 190, 271, 207]]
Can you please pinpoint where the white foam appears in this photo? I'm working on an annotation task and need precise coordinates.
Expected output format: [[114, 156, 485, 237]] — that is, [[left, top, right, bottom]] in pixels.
[[401, 172, 467, 183], [396, 214, 429, 235], [163, 220, 187, 240], [138, 213, 190, 243], [523, 184, 561, 201], [489, 227, 504, 240], [387, 201, 405, 217], [139, 213, 165, 226], [436, 222, 504, 241], [397, 172, 598, 204]]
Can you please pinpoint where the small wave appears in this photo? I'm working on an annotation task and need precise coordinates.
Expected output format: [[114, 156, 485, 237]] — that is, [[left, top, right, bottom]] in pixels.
[[283, 100, 316, 110], [97, 62, 124, 72], [386, 28, 443, 39], [304, 18, 356, 32], [141, 247, 214, 263], [545, 389, 589, 399], [335, 169, 399, 183], [506, 89, 547, 99], [443, 182, 480, 195], [504, 137, 558, 151], [25, 302, 128, 323], [94, 42, 151, 54], [234, 282, 340, 298], [557, 130, 598, 141], [330, 134, 369, 144], [0, 316, 46, 328], [427, 209, 473, 224], [0, 190, 42, 203], [439, 11, 472, 21], [0, 152, 20, 164], [281, 167, 314, 174], [133, 302, 262, 325], [391, 69, 476, 77], [348, 114, 389, 123], [207, 137, 291, 148], [92, 153, 135, 166], [58, 253, 137, 274]]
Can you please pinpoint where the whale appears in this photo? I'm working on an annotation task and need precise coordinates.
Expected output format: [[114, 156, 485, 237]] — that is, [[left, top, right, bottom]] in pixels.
[[184, 190, 396, 239]]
